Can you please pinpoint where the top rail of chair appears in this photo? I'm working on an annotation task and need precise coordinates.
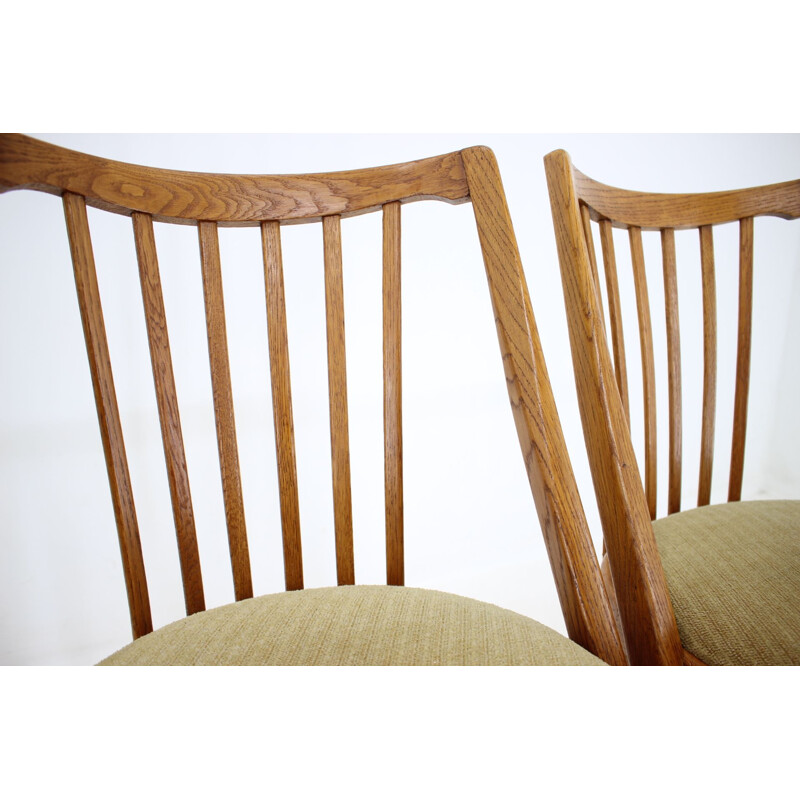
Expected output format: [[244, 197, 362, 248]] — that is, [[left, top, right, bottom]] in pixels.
[[0, 134, 475, 226], [547, 150, 800, 231]]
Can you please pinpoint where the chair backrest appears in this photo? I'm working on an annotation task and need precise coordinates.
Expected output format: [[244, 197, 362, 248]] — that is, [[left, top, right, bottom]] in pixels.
[[0, 135, 626, 663], [545, 148, 800, 664]]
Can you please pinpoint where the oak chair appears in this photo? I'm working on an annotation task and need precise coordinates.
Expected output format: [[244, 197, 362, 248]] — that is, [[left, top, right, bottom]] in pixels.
[[545, 149, 800, 665], [0, 134, 626, 665]]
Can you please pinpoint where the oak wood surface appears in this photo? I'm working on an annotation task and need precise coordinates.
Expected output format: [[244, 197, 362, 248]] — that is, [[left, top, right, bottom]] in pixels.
[[63, 192, 153, 639], [629, 226, 657, 520], [133, 212, 205, 615], [0, 133, 470, 226], [598, 219, 629, 421], [729, 217, 754, 502], [198, 222, 254, 601], [697, 225, 717, 507], [572, 162, 800, 229], [323, 214, 355, 585], [581, 204, 606, 330], [261, 221, 304, 591], [382, 201, 404, 587], [660, 228, 682, 515]]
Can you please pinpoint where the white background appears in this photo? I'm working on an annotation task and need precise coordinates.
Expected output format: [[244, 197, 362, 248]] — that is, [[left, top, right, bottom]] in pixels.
[[1, 133, 799, 665]]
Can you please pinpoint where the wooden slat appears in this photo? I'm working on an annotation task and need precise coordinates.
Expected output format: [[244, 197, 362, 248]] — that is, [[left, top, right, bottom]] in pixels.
[[261, 220, 304, 591], [629, 226, 657, 520], [133, 212, 205, 615], [729, 217, 754, 501], [598, 219, 630, 421], [581, 204, 606, 328], [698, 225, 717, 507], [198, 221, 253, 600], [661, 228, 682, 515], [586, 209, 606, 556], [383, 201, 404, 586], [0, 134, 471, 226], [323, 214, 355, 585], [62, 192, 153, 639]]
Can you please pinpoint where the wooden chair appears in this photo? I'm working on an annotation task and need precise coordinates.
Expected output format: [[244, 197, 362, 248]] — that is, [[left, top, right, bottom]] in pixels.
[[0, 134, 626, 665], [545, 148, 800, 665]]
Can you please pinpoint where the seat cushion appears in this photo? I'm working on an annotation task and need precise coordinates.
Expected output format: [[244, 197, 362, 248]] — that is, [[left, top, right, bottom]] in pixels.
[[98, 584, 604, 666], [652, 500, 800, 666]]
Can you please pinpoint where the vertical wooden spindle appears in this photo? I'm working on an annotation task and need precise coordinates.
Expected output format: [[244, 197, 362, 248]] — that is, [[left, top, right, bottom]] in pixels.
[[729, 217, 754, 502], [134, 212, 204, 614], [629, 226, 657, 519], [63, 192, 153, 638], [661, 228, 682, 515], [323, 214, 355, 585], [261, 220, 304, 591], [581, 204, 606, 329], [198, 221, 253, 600], [383, 201, 404, 586], [698, 225, 717, 507], [598, 219, 630, 421]]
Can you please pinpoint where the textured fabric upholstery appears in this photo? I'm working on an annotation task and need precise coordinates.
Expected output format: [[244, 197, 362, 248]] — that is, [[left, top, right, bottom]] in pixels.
[[98, 585, 604, 666], [652, 500, 800, 666]]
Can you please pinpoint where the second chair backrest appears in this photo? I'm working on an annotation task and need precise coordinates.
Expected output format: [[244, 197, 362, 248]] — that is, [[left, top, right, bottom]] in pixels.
[[545, 148, 800, 664]]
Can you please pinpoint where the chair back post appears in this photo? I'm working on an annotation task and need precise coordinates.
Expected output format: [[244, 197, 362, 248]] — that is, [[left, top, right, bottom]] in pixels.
[[463, 146, 627, 665], [544, 149, 684, 665]]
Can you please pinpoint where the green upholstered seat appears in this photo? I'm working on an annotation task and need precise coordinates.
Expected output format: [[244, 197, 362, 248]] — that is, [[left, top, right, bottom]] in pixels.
[[652, 500, 800, 666], [98, 585, 604, 666]]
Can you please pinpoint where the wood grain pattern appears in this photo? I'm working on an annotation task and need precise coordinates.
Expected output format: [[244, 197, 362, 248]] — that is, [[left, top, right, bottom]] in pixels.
[[545, 149, 684, 665], [62, 192, 153, 639], [697, 225, 717, 507], [0, 134, 470, 226], [598, 218, 629, 421], [198, 221, 253, 600], [323, 214, 355, 585], [133, 212, 205, 615], [466, 146, 627, 665], [261, 220, 304, 591], [581, 204, 606, 329], [629, 226, 657, 520], [570, 159, 800, 230], [383, 202, 404, 587], [661, 228, 683, 515], [729, 217, 754, 502]]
